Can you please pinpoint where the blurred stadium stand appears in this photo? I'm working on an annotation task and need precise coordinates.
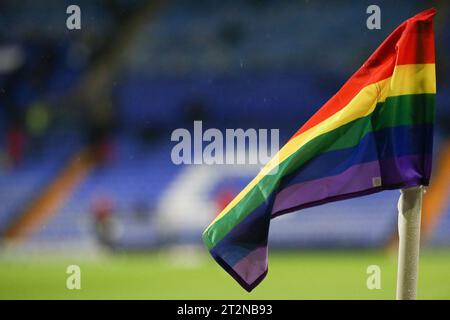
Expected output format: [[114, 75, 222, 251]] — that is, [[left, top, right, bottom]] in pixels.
[[0, 134, 78, 234], [0, 0, 449, 250]]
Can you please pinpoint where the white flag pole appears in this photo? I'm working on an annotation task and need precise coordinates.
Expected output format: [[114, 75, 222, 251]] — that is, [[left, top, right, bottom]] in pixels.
[[396, 186, 424, 300]]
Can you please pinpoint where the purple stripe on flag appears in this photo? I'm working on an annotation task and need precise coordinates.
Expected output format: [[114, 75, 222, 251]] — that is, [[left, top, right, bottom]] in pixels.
[[272, 160, 381, 215], [379, 154, 432, 186], [232, 246, 268, 286], [272, 154, 431, 217], [210, 249, 268, 292]]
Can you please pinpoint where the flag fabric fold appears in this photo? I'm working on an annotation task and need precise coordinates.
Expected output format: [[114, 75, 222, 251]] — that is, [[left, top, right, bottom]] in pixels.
[[202, 8, 437, 292]]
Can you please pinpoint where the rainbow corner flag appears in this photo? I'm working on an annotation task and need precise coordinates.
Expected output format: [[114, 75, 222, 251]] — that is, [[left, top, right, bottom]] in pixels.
[[202, 8, 436, 291]]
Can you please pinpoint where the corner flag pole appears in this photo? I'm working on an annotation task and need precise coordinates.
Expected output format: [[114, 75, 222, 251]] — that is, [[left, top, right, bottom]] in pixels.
[[396, 186, 424, 300]]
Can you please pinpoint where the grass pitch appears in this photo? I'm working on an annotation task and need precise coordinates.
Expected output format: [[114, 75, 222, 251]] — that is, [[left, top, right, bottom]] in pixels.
[[0, 249, 449, 299]]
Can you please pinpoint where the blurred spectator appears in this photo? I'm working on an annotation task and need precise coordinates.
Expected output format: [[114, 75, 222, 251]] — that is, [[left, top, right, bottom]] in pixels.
[[25, 101, 50, 155], [85, 102, 116, 165], [6, 120, 25, 166], [91, 195, 117, 248]]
